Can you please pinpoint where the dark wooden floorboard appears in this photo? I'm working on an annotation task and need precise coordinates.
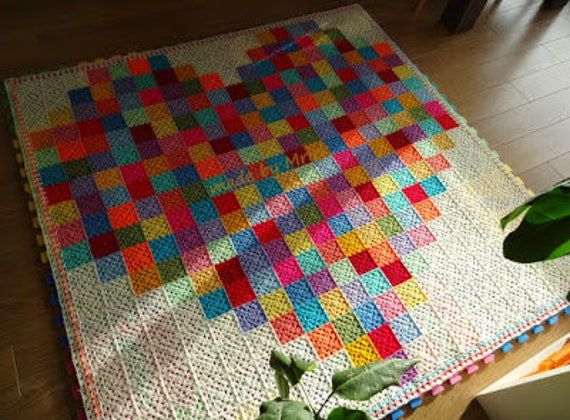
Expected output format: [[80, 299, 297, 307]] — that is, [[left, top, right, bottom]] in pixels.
[[1, 1, 569, 418]]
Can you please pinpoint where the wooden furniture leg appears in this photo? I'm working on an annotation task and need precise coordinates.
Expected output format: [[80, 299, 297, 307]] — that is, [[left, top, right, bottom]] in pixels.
[[441, 0, 488, 34]]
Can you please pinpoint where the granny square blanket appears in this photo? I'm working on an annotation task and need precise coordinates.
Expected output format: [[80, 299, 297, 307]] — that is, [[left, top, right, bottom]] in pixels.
[[4, 5, 568, 418]]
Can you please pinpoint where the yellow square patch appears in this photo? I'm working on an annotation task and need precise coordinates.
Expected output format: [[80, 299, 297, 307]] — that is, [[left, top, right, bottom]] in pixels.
[[235, 184, 262, 208], [191, 268, 221, 295], [395, 278, 427, 309], [337, 231, 365, 256], [312, 60, 334, 76], [260, 289, 292, 320], [398, 92, 421, 109], [284, 230, 313, 255], [252, 92, 275, 109], [258, 139, 282, 159], [48, 108, 74, 126], [320, 289, 351, 319], [432, 133, 455, 151], [94, 168, 123, 190], [357, 223, 385, 248], [268, 120, 292, 138], [305, 141, 330, 161], [391, 111, 415, 128], [49, 200, 79, 225], [188, 143, 214, 162], [222, 210, 250, 234], [276, 171, 303, 191], [145, 103, 171, 121], [372, 175, 399, 196], [369, 137, 393, 157], [393, 65, 415, 80], [151, 118, 178, 139], [344, 166, 369, 187], [346, 335, 380, 367], [141, 215, 171, 240], [408, 160, 434, 181]]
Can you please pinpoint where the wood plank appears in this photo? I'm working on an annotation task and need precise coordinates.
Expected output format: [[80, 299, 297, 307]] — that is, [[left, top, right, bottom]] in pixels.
[[544, 34, 570, 61], [519, 162, 563, 193], [428, 45, 559, 97], [495, 117, 570, 173], [474, 86, 570, 146], [511, 60, 570, 100], [453, 83, 528, 122], [550, 151, 570, 178], [1, 1, 569, 419]]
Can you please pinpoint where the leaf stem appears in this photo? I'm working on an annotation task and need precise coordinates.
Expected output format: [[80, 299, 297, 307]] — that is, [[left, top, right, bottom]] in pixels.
[[297, 381, 317, 415], [315, 390, 335, 418]]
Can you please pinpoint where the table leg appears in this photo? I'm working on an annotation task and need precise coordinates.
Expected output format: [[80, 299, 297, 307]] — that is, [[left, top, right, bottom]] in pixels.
[[441, 0, 488, 34]]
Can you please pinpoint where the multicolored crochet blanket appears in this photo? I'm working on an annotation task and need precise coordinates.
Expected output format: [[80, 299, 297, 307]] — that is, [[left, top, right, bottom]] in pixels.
[[4, 5, 567, 418]]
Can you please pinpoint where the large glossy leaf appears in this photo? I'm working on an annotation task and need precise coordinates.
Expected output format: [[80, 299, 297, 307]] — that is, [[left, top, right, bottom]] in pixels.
[[327, 407, 370, 420], [274, 372, 290, 399], [332, 358, 419, 401], [501, 179, 570, 263], [503, 217, 570, 262], [257, 398, 313, 420], [501, 178, 570, 229], [269, 349, 316, 386]]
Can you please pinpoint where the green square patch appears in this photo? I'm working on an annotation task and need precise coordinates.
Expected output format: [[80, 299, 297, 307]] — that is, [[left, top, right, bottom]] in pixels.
[[238, 145, 263, 165], [243, 79, 266, 95], [61, 241, 92, 269], [375, 118, 399, 136], [329, 259, 357, 286], [182, 183, 210, 204], [35, 147, 60, 168], [333, 312, 365, 344], [377, 215, 404, 237], [182, 79, 202, 96], [194, 109, 219, 127], [116, 224, 145, 249], [297, 204, 323, 227], [207, 237, 236, 264], [134, 74, 157, 90], [330, 85, 351, 102], [123, 108, 149, 127], [297, 128, 319, 145], [158, 257, 187, 283], [280, 69, 301, 85], [174, 113, 199, 131], [109, 63, 130, 79], [64, 159, 91, 179], [165, 277, 196, 308]]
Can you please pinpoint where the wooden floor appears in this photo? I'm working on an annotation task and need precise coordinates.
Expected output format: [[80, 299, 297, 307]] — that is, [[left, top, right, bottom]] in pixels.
[[1, 0, 569, 418]]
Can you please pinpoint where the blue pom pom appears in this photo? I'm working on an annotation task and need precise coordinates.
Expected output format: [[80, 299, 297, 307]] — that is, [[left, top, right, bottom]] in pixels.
[[533, 325, 545, 334], [59, 335, 69, 348], [410, 398, 423, 409], [517, 334, 529, 344], [49, 292, 59, 306], [547, 315, 559, 325], [501, 342, 513, 353], [390, 409, 405, 420]]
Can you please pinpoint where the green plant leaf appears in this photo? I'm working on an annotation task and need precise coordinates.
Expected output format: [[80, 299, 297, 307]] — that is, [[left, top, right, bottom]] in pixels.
[[327, 407, 370, 420], [501, 203, 531, 229], [503, 216, 570, 263], [269, 349, 317, 386], [275, 372, 290, 399], [257, 398, 313, 420], [501, 178, 570, 229], [331, 358, 419, 401]]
